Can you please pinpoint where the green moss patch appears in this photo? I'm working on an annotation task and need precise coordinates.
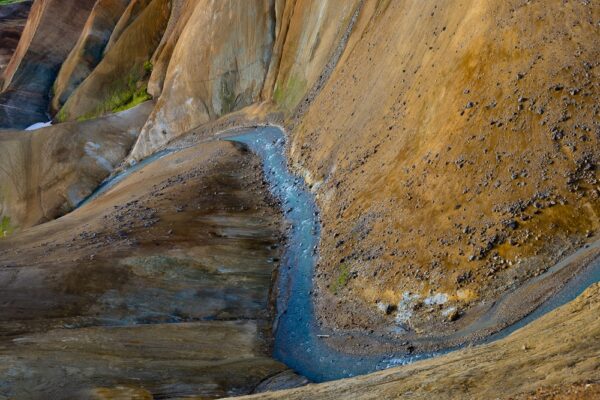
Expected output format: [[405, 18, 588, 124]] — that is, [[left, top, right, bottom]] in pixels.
[[331, 263, 351, 295], [0, 0, 28, 5], [274, 73, 307, 113], [59, 80, 152, 122], [0, 216, 14, 238]]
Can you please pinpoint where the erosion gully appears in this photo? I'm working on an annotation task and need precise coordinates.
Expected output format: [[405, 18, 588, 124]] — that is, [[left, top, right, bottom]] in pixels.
[[77, 126, 600, 383]]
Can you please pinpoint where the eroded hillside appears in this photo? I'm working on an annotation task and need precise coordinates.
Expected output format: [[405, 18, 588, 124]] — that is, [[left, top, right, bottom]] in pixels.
[[289, 0, 600, 341], [0, 0, 598, 398]]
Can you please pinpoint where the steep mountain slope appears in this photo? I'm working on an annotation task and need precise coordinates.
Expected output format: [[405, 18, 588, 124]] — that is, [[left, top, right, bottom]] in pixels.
[[0, 0, 95, 128], [0, 0, 31, 82], [286, 0, 599, 339], [56, 0, 169, 121], [50, 0, 130, 113], [0, 0, 598, 397], [130, 0, 276, 160]]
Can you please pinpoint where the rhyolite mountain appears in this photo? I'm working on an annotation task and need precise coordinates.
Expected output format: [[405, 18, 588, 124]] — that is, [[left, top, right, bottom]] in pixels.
[[0, 0, 598, 399]]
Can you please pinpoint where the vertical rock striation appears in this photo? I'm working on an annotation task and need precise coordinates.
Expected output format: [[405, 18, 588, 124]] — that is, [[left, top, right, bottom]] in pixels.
[[50, 0, 130, 114], [0, 0, 95, 128], [0, 0, 32, 84], [56, 0, 169, 122], [129, 0, 276, 160]]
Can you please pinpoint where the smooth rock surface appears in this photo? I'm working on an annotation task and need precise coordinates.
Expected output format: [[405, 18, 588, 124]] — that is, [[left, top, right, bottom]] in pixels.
[[146, 0, 196, 98], [57, 0, 169, 122], [129, 0, 276, 161], [264, 0, 362, 113], [0, 0, 32, 83]]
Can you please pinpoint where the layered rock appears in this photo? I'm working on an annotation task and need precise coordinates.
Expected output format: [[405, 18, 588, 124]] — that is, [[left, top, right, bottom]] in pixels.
[[146, 0, 196, 98], [103, 0, 151, 53], [0, 0, 95, 128], [56, 0, 169, 122], [50, 0, 130, 114], [0, 0, 32, 83], [0, 101, 152, 230], [129, 0, 276, 160]]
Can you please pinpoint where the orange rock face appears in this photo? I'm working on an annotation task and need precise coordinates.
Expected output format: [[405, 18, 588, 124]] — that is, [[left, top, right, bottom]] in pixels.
[[130, 0, 276, 160]]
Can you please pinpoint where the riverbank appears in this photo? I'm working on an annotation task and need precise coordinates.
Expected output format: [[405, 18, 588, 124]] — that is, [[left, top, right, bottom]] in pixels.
[[232, 282, 600, 400]]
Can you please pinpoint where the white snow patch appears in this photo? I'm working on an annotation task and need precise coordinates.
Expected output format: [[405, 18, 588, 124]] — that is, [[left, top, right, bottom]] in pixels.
[[424, 293, 449, 306], [395, 292, 421, 325], [25, 121, 52, 131], [442, 306, 457, 317]]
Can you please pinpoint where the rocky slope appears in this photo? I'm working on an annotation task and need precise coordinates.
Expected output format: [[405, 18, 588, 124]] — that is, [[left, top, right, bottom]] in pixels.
[[288, 0, 599, 341], [50, 0, 130, 113], [0, 101, 152, 231], [56, 0, 170, 121]]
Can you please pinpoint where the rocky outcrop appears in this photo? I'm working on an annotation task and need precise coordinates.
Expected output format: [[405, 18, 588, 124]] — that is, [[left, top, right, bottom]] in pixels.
[[129, 0, 365, 161], [0, 0, 95, 129], [234, 283, 600, 400], [0, 0, 32, 84], [50, 0, 130, 114], [56, 0, 169, 122], [129, 0, 276, 161], [103, 0, 151, 54], [0, 101, 152, 230]]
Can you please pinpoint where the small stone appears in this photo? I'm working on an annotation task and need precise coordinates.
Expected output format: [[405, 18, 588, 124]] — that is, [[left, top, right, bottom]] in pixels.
[[447, 308, 461, 322], [505, 220, 519, 230]]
